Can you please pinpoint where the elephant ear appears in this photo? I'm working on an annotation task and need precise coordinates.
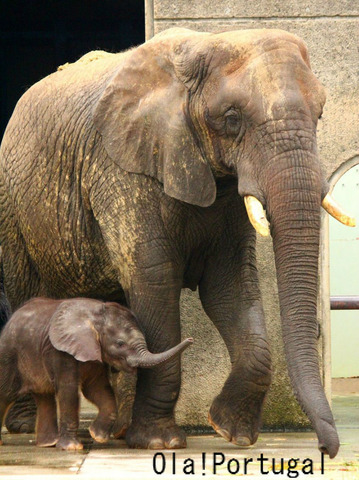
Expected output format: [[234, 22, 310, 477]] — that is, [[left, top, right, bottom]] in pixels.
[[92, 30, 216, 207], [49, 299, 103, 363]]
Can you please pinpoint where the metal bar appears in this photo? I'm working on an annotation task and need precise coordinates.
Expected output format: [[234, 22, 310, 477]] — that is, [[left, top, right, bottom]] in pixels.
[[330, 296, 359, 310]]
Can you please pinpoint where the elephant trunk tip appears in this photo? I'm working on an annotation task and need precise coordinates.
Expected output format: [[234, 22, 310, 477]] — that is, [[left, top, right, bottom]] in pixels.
[[176, 337, 194, 354], [316, 418, 340, 459], [320, 444, 339, 460]]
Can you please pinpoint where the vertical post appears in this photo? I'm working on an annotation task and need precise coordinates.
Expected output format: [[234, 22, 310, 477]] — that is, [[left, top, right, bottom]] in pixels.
[[145, 0, 154, 41]]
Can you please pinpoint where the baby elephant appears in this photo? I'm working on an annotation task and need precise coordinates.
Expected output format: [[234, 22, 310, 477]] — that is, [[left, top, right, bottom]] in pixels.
[[0, 298, 192, 450]]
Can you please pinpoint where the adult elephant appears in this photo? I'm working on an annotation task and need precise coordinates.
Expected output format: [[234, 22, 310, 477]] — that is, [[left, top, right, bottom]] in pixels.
[[0, 28, 354, 457]]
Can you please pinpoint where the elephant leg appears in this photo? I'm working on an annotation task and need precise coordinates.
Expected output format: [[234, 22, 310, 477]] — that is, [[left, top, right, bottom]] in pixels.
[[81, 365, 117, 444], [55, 359, 83, 451], [0, 257, 11, 333], [2, 222, 42, 434], [0, 361, 19, 444], [34, 394, 58, 447], [110, 369, 136, 439], [5, 394, 37, 434], [1, 224, 42, 310], [124, 272, 184, 449], [0, 400, 15, 445], [199, 233, 272, 447], [104, 296, 136, 440]]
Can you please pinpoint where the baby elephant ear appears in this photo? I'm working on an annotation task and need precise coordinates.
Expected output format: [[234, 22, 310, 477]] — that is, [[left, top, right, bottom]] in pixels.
[[49, 299, 103, 363]]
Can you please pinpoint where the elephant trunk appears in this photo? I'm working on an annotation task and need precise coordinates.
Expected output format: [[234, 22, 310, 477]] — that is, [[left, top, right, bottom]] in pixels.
[[263, 151, 339, 458], [127, 338, 193, 368]]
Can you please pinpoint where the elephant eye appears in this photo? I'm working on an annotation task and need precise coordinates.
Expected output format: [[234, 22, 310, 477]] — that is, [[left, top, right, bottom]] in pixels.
[[224, 109, 242, 136], [116, 339, 125, 348]]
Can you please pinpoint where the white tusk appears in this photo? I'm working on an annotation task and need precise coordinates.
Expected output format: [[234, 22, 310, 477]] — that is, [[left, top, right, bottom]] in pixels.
[[322, 194, 356, 227], [244, 195, 270, 237]]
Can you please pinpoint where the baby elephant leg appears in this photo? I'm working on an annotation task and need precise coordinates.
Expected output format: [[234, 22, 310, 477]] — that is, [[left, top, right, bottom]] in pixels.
[[0, 359, 21, 444], [55, 356, 83, 451], [33, 394, 58, 447], [81, 364, 117, 444], [0, 400, 15, 445]]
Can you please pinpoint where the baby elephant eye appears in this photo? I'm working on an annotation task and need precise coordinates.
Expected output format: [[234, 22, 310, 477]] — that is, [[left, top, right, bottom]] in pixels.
[[224, 109, 242, 136], [116, 339, 126, 347]]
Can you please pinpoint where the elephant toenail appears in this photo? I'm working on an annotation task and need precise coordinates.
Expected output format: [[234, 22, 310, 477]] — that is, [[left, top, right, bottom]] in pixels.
[[113, 425, 128, 439], [233, 435, 252, 447], [167, 437, 186, 449], [216, 428, 232, 442], [148, 438, 165, 449]]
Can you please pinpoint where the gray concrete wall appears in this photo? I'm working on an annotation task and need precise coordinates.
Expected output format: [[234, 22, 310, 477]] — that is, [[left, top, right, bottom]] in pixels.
[[146, 0, 359, 429]]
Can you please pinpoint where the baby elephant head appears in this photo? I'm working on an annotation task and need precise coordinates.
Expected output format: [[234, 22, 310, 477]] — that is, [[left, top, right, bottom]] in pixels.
[[49, 299, 193, 372]]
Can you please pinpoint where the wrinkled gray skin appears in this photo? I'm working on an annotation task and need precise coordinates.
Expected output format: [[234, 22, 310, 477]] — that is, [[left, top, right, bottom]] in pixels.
[[0, 28, 339, 456], [0, 297, 192, 450]]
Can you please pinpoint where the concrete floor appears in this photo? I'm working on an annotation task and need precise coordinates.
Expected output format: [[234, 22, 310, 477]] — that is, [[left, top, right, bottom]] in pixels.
[[0, 395, 358, 479]]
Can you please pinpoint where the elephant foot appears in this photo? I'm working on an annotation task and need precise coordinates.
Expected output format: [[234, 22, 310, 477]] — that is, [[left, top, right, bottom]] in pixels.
[[126, 417, 186, 449], [56, 436, 83, 451], [5, 394, 36, 434], [112, 419, 129, 439], [112, 406, 132, 439], [89, 422, 111, 444], [36, 431, 59, 448], [208, 395, 260, 447]]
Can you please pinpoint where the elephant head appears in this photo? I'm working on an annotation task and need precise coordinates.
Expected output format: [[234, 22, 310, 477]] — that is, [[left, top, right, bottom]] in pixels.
[[93, 28, 355, 457], [49, 299, 193, 373]]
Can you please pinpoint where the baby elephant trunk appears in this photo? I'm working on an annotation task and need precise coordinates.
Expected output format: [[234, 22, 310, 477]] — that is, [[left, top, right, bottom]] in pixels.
[[127, 338, 193, 368]]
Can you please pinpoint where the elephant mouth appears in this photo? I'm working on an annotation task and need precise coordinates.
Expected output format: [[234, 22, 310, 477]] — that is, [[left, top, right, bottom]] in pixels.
[[110, 364, 137, 375], [244, 193, 356, 237]]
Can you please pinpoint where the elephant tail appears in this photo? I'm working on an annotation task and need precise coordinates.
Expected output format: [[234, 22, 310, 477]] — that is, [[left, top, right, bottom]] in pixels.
[[0, 247, 11, 332]]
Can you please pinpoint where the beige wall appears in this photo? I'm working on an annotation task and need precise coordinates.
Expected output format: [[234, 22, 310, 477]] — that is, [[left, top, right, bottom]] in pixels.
[[146, 0, 359, 428]]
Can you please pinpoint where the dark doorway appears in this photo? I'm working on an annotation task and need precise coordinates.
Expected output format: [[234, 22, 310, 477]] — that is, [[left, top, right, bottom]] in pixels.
[[0, 0, 145, 139]]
